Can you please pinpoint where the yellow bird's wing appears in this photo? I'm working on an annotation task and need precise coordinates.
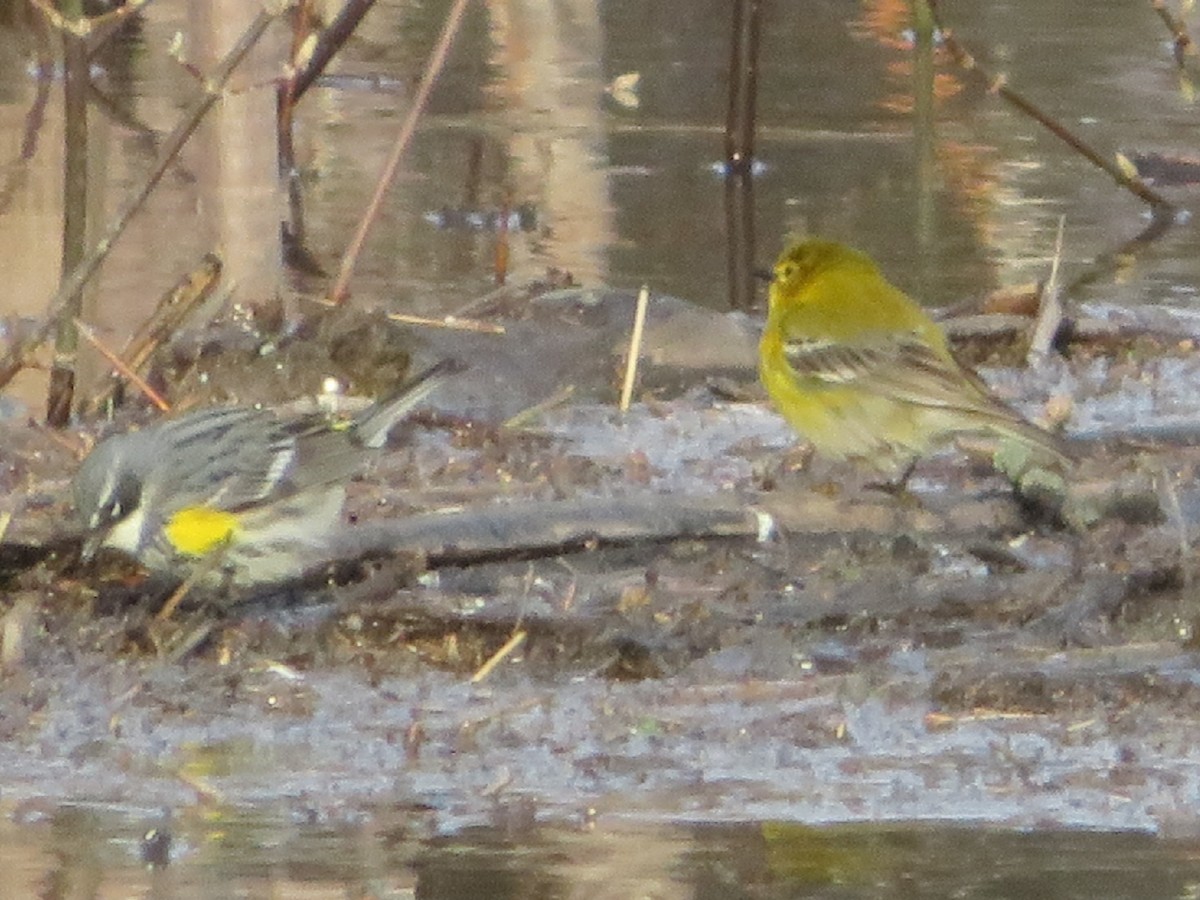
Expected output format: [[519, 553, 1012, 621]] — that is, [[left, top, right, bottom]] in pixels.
[[780, 329, 1073, 464], [782, 330, 1016, 418]]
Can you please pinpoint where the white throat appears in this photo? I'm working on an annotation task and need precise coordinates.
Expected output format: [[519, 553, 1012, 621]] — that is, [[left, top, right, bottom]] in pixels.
[[103, 505, 147, 553]]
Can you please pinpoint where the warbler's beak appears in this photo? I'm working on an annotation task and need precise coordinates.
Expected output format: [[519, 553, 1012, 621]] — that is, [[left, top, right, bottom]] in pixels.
[[749, 267, 775, 312], [80, 527, 110, 562]]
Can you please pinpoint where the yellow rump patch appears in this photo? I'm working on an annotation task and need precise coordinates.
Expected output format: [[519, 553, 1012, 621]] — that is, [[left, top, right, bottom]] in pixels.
[[164, 506, 239, 558]]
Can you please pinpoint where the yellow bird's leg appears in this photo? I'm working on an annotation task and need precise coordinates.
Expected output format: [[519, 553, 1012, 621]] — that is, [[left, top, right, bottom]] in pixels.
[[154, 532, 236, 621], [863, 457, 919, 497]]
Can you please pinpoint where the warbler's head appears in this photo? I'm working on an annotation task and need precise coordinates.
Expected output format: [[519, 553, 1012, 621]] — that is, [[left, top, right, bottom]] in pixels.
[[72, 434, 146, 557], [769, 239, 875, 307]]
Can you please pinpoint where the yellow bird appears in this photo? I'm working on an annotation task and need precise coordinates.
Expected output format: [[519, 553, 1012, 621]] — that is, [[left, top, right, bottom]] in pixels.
[[758, 238, 1072, 479]]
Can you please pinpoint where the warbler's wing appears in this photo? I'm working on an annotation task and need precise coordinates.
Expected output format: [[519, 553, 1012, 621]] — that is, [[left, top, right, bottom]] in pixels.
[[782, 330, 1075, 464], [144, 407, 317, 514], [781, 329, 1012, 417]]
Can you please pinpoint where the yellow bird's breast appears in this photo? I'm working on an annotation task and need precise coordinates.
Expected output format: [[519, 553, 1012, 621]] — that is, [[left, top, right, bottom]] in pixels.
[[758, 331, 933, 467]]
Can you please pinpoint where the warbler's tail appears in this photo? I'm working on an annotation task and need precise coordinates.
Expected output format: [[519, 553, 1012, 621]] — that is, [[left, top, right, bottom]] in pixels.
[[952, 366, 1076, 467], [352, 357, 464, 448], [990, 415, 1076, 468]]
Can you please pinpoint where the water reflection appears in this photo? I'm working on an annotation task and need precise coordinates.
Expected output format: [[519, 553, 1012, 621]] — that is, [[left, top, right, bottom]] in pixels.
[[1, 0, 1192, 358], [6, 805, 1199, 900]]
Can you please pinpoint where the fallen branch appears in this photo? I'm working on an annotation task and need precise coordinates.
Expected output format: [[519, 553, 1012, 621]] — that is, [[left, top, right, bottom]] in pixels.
[[335, 495, 772, 565]]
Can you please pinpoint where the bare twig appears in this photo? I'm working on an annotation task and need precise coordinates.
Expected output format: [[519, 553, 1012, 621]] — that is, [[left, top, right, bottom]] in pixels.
[[470, 630, 527, 683], [1150, 0, 1198, 65], [328, 0, 473, 304], [926, 0, 1176, 214], [1027, 216, 1066, 362], [0, 7, 280, 393], [387, 312, 506, 334], [279, 1, 377, 240], [120, 255, 223, 371], [47, 8, 91, 427], [503, 384, 575, 429], [74, 319, 170, 411], [156, 544, 233, 622], [285, 0, 378, 104], [155, 579, 195, 624], [618, 285, 650, 412], [27, 0, 148, 38], [84, 253, 223, 414]]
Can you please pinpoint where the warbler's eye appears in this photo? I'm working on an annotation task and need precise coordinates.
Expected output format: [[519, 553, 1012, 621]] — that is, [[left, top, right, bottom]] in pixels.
[[93, 497, 121, 527], [97, 474, 141, 526]]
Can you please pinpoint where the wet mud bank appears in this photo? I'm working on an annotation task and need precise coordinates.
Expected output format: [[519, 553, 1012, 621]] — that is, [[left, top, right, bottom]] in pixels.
[[3, 294, 1200, 832]]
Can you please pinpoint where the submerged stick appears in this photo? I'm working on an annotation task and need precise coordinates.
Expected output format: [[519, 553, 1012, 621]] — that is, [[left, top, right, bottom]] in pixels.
[[387, 312, 506, 334]]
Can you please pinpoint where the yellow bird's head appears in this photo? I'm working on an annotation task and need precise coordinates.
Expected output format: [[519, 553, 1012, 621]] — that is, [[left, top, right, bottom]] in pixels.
[[770, 239, 878, 310]]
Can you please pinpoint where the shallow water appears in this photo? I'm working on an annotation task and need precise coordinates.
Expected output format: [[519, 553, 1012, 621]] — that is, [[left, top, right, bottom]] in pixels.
[[1, 0, 1197, 348], [6, 809, 1200, 899]]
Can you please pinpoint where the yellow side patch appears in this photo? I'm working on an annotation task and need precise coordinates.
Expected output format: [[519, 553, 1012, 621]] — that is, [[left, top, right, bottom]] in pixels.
[[164, 506, 239, 558]]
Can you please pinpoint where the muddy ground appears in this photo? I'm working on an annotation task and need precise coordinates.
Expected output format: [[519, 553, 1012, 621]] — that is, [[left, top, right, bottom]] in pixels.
[[3, 288, 1200, 836]]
